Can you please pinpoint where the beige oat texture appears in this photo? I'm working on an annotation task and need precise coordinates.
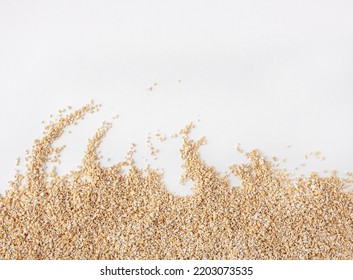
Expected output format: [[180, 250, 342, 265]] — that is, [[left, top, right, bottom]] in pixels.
[[1, 103, 353, 260]]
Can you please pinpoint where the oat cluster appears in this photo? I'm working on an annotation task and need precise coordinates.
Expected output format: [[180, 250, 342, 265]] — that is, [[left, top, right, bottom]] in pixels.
[[1, 104, 353, 260]]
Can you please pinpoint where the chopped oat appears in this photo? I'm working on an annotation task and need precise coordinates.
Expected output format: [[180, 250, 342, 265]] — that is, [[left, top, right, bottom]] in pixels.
[[1, 103, 353, 260]]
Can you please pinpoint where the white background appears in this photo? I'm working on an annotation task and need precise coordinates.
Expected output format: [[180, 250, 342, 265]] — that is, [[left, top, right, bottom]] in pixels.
[[1, 260, 353, 280], [1, 0, 353, 195]]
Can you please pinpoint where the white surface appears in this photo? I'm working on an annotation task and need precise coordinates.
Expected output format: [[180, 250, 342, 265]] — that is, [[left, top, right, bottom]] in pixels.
[[1, 0, 353, 195]]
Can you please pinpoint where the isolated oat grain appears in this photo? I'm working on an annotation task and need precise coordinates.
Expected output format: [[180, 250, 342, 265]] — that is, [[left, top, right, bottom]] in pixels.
[[1, 103, 353, 260]]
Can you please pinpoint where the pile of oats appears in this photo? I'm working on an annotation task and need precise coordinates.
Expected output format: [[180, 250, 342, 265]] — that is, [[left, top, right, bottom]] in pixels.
[[1, 103, 353, 260]]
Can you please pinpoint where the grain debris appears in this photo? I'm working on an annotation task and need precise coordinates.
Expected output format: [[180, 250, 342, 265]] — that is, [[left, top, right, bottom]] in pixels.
[[1, 103, 353, 260]]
